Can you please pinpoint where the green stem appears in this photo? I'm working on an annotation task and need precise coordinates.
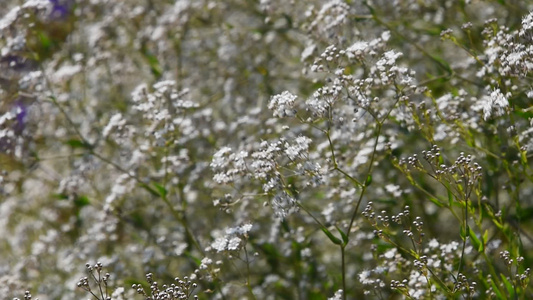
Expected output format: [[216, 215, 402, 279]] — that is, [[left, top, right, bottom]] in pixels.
[[347, 122, 382, 235], [341, 245, 347, 300], [456, 198, 468, 279], [244, 246, 257, 300]]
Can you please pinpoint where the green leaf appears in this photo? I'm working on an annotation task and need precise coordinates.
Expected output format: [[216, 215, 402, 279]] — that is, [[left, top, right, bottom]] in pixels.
[[460, 225, 466, 239], [153, 182, 167, 198], [38, 31, 52, 48], [468, 228, 483, 252], [335, 226, 349, 246], [185, 252, 202, 266], [321, 228, 342, 245], [74, 195, 90, 208], [500, 274, 515, 298], [428, 197, 445, 208], [65, 139, 93, 149], [429, 54, 452, 73], [489, 277, 504, 299], [54, 193, 69, 200], [141, 50, 162, 78], [139, 183, 160, 197], [516, 206, 533, 220], [365, 174, 372, 187], [514, 108, 533, 120]]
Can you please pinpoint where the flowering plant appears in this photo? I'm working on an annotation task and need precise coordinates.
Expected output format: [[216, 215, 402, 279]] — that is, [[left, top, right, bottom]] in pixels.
[[1, 0, 532, 299]]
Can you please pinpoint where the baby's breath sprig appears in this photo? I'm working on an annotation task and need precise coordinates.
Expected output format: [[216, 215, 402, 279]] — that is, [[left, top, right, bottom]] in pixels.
[[77, 262, 111, 300], [132, 273, 198, 300]]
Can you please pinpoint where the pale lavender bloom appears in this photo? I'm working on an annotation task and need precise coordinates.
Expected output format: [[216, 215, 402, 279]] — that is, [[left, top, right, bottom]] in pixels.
[[13, 101, 27, 134]]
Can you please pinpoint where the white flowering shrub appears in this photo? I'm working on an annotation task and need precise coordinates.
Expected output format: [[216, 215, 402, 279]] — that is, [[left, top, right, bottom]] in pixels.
[[2, 0, 533, 299]]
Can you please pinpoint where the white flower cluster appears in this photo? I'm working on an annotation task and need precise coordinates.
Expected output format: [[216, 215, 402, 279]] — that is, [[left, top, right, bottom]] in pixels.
[[268, 91, 298, 118], [479, 88, 509, 120], [208, 223, 253, 253], [519, 11, 533, 36], [249, 140, 282, 179], [132, 80, 198, 116], [284, 136, 312, 160], [306, 0, 351, 36], [210, 147, 249, 184], [271, 191, 297, 219], [104, 174, 136, 211], [102, 113, 126, 138], [327, 289, 343, 300], [211, 134, 321, 218], [478, 18, 533, 78]]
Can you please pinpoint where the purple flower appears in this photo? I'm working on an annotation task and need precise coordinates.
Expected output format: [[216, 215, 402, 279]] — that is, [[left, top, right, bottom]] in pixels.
[[13, 100, 27, 134], [49, 0, 72, 20], [0, 55, 38, 72], [0, 100, 28, 154]]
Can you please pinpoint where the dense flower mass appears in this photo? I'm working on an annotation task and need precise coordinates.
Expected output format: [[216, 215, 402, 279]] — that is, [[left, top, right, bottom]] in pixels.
[[1, 0, 533, 299]]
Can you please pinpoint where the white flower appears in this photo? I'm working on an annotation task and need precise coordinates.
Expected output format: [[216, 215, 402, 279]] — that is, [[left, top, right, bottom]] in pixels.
[[284, 136, 312, 160], [272, 191, 296, 219], [210, 147, 233, 169], [22, 0, 50, 9], [268, 91, 297, 118], [199, 257, 212, 269], [385, 184, 402, 197], [328, 290, 343, 300], [346, 41, 368, 58], [301, 43, 316, 61], [520, 11, 533, 36], [227, 237, 241, 251], [378, 50, 403, 67], [211, 237, 228, 252], [359, 270, 374, 285], [103, 113, 126, 138], [52, 64, 82, 81], [0, 6, 20, 31], [240, 223, 253, 234], [383, 248, 397, 259], [306, 97, 329, 117], [481, 88, 509, 120], [428, 238, 439, 249], [111, 287, 125, 300]]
